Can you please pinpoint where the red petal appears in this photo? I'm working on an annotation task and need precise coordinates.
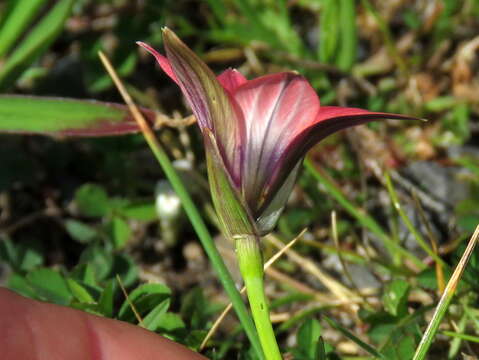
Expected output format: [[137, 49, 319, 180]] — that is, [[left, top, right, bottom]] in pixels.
[[258, 107, 418, 215], [232, 72, 320, 212], [217, 69, 247, 93], [137, 41, 179, 84]]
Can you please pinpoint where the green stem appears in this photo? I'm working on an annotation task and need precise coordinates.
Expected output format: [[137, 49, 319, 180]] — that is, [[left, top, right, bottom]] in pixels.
[[142, 131, 264, 359], [236, 235, 282, 360]]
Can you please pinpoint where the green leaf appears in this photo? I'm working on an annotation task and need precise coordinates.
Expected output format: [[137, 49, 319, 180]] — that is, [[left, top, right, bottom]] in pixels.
[[121, 202, 157, 221], [118, 283, 171, 322], [383, 279, 410, 317], [107, 216, 131, 249], [79, 244, 113, 281], [7, 273, 36, 298], [66, 278, 95, 303], [65, 219, 98, 243], [0, 0, 47, 58], [75, 184, 110, 217], [26, 268, 72, 305], [0, 236, 43, 272], [337, 0, 357, 71], [297, 318, 322, 359], [71, 263, 98, 287], [318, 0, 339, 63], [111, 253, 138, 288], [0, 236, 19, 271], [143, 298, 171, 331], [0, 0, 75, 88], [324, 316, 386, 359], [16, 238, 44, 271], [98, 280, 117, 318], [156, 312, 186, 333], [0, 95, 157, 136]]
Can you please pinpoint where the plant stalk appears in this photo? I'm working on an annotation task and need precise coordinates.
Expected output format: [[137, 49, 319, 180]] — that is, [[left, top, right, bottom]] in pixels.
[[236, 235, 282, 360]]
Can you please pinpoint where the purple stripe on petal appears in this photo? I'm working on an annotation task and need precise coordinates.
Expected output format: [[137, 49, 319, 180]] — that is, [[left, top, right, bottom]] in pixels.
[[161, 29, 246, 184], [232, 72, 320, 213]]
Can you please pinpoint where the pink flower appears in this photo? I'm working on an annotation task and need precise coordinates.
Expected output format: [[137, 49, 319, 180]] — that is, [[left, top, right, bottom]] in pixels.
[[138, 29, 414, 236]]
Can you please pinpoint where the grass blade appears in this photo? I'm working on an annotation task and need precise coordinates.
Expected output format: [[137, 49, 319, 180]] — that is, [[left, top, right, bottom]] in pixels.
[[0, 0, 75, 89], [413, 225, 479, 360], [384, 172, 448, 268], [337, 0, 357, 71], [0, 0, 47, 58], [324, 315, 386, 359], [304, 158, 424, 269]]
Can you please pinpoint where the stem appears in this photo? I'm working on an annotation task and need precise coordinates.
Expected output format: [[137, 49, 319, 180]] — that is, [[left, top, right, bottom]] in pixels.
[[236, 235, 282, 360]]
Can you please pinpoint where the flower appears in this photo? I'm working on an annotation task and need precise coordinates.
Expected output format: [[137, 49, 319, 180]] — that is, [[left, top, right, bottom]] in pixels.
[[138, 29, 414, 236]]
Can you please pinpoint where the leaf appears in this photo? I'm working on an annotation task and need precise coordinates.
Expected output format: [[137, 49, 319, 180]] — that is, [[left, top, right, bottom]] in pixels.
[[0, 237, 19, 271], [79, 244, 113, 281], [297, 318, 322, 359], [0, 0, 75, 88], [26, 268, 72, 305], [324, 316, 386, 359], [107, 216, 131, 249], [121, 202, 157, 221], [65, 219, 98, 243], [98, 280, 117, 318], [156, 312, 186, 333], [71, 263, 98, 287], [111, 253, 138, 288], [16, 238, 44, 271], [75, 184, 110, 217], [0, 95, 157, 136], [0, 236, 43, 272], [66, 278, 95, 303], [7, 273, 36, 298], [143, 298, 171, 331], [383, 279, 410, 317], [0, 0, 47, 58], [118, 283, 171, 322]]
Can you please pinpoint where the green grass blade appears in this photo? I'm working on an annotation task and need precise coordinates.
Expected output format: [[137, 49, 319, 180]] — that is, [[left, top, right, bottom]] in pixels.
[[0, 95, 157, 136], [318, 0, 339, 63], [337, 0, 357, 71], [442, 330, 479, 344], [324, 316, 386, 359], [304, 159, 425, 269], [0, 0, 47, 58], [0, 0, 75, 89], [413, 225, 479, 360], [384, 172, 448, 268]]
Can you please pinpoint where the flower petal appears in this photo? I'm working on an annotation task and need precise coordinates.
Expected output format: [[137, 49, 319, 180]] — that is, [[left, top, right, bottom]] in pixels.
[[232, 72, 320, 215], [255, 160, 302, 235], [138, 42, 248, 93], [217, 69, 247, 93], [161, 28, 245, 183], [258, 107, 419, 215], [137, 41, 179, 84]]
